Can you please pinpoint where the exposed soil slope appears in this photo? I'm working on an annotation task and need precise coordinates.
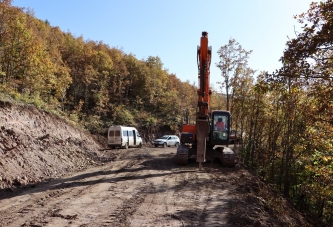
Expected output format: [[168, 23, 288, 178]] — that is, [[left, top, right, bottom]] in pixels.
[[0, 100, 110, 190]]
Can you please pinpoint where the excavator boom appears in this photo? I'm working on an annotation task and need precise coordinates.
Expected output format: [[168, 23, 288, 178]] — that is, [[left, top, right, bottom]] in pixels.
[[197, 31, 211, 118], [196, 32, 211, 167]]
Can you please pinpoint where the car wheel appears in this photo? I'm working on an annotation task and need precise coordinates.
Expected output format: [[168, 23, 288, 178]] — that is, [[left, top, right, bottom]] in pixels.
[[154, 145, 158, 148], [175, 142, 179, 148], [163, 143, 167, 148], [138, 142, 142, 148]]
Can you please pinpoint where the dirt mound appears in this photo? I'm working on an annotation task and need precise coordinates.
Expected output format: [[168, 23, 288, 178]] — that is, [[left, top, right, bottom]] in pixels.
[[0, 100, 109, 190], [225, 168, 317, 226]]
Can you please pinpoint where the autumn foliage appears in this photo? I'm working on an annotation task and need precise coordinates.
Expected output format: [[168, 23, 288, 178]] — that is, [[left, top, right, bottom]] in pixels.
[[217, 1, 333, 225], [0, 1, 199, 141]]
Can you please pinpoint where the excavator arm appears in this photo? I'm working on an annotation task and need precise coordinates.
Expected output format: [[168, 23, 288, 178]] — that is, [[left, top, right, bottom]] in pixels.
[[196, 32, 212, 169]]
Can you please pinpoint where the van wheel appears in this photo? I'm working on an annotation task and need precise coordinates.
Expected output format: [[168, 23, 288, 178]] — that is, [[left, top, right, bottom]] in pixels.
[[138, 142, 142, 148], [175, 142, 179, 148], [163, 143, 167, 148]]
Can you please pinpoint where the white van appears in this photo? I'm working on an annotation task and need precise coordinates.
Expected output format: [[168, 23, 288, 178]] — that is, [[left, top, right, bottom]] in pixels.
[[107, 125, 143, 149]]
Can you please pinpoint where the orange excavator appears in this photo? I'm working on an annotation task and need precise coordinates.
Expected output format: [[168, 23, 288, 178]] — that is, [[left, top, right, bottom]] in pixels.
[[176, 31, 236, 169]]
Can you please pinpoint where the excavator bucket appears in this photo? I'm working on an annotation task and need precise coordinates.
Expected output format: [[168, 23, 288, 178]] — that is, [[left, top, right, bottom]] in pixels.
[[176, 144, 190, 165]]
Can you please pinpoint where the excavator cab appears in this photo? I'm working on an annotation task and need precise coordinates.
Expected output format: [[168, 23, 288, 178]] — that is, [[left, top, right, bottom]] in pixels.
[[210, 110, 231, 146]]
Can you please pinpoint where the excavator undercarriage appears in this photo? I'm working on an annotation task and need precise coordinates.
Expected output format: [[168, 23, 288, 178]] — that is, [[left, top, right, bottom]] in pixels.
[[176, 144, 236, 167]]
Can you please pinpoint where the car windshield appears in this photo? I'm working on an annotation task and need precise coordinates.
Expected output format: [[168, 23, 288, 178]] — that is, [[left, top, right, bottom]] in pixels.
[[160, 136, 169, 140]]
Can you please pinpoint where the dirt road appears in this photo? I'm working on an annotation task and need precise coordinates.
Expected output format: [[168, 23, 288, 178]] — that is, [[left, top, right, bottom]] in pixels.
[[0, 145, 313, 227]]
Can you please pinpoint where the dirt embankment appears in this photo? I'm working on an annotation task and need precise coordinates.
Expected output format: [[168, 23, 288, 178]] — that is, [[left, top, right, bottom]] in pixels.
[[0, 100, 109, 190]]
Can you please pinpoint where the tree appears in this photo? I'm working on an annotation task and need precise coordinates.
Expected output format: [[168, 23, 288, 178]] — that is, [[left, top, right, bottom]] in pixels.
[[282, 0, 333, 80], [216, 38, 252, 111], [261, 1, 333, 222]]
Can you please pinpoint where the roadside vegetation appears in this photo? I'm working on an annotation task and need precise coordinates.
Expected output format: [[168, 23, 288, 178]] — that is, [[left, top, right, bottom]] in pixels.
[[0, 0, 332, 225]]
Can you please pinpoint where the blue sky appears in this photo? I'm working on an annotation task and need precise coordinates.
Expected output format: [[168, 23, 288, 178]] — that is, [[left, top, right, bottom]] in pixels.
[[12, 0, 315, 89]]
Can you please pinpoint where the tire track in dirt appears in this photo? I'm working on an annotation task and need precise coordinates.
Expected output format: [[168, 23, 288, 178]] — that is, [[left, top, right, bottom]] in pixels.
[[74, 148, 155, 226], [0, 146, 308, 227], [0, 185, 74, 227], [129, 151, 186, 226], [134, 157, 235, 227], [1, 147, 229, 227], [40, 148, 147, 226], [0, 148, 146, 227], [126, 150, 216, 226]]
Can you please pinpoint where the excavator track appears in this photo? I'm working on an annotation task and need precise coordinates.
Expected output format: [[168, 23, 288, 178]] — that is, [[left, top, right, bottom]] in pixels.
[[176, 145, 189, 165]]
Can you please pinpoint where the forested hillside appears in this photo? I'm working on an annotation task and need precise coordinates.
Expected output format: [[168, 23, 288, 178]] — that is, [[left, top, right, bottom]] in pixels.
[[0, 0, 333, 225], [0, 0, 225, 141]]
